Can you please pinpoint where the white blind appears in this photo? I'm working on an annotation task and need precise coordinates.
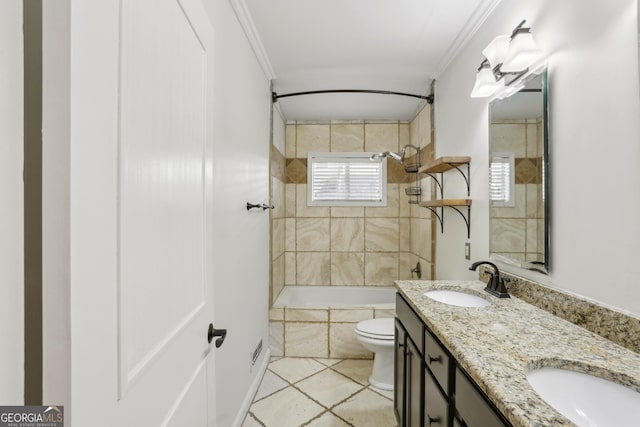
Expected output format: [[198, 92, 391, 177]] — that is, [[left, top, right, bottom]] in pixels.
[[489, 153, 514, 205], [308, 153, 386, 206]]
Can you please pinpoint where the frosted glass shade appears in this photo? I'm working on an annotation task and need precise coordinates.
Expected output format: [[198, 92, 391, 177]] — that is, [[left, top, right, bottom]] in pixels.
[[470, 66, 503, 98], [482, 35, 510, 68], [501, 31, 542, 72]]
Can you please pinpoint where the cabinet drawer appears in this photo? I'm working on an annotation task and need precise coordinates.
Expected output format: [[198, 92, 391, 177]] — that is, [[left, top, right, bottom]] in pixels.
[[396, 293, 424, 354], [424, 367, 449, 427], [455, 367, 509, 427], [425, 329, 450, 395]]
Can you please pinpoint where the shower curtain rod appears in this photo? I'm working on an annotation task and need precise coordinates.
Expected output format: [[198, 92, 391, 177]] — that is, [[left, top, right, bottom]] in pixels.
[[271, 89, 434, 104]]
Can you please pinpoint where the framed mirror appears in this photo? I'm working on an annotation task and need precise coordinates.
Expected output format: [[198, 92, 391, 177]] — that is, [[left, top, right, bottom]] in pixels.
[[488, 70, 549, 273]]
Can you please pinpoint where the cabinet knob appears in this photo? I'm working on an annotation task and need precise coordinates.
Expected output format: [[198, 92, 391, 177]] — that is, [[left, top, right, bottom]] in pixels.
[[428, 354, 442, 364], [427, 414, 442, 425]]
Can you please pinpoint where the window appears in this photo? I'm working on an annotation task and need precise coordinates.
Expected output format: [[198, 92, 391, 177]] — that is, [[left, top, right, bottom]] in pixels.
[[307, 152, 387, 206], [489, 152, 515, 207]]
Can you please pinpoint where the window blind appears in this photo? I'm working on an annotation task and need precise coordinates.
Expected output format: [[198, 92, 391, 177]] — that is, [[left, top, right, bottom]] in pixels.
[[489, 153, 514, 206], [308, 153, 386, 206]]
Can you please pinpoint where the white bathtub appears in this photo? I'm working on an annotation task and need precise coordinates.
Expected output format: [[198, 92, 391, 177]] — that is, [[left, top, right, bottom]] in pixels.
[[270, 286, 397, 358], [273, 285, 396, 308]]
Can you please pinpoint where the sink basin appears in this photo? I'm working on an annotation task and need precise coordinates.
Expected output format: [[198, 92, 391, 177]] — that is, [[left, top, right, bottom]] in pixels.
[[423, 290, 490, 308], [527, 367, 640, 426]]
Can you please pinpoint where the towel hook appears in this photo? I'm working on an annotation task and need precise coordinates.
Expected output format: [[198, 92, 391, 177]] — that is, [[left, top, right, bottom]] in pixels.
[[246, 202, 274, 211]]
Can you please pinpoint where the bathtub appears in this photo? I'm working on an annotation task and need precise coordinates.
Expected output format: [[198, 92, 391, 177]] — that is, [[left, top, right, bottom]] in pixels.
[[273, 285, 396, 308], [270, 286, 397, 359]]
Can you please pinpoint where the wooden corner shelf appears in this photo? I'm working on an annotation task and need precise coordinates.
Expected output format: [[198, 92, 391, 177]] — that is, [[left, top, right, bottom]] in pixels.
[[418, 156, 472, 238], [418, 156, 471, 174]]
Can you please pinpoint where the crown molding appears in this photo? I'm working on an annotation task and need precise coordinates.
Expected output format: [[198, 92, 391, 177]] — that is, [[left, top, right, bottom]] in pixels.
[[228, 0, 276, 80], [434, 0, 503, 79]]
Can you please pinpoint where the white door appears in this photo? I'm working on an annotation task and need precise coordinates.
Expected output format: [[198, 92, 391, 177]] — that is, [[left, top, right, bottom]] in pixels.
[[69, 0, 217, 425]]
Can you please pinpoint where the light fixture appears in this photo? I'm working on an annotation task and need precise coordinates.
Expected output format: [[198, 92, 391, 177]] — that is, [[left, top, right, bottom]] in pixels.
[[501, 23, 543, 72], [470, 20, 543, 98], [471, 60, 504, 98]]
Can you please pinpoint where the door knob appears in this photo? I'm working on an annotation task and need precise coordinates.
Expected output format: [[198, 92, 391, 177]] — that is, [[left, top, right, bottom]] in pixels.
[[207, 323, 227, 348]]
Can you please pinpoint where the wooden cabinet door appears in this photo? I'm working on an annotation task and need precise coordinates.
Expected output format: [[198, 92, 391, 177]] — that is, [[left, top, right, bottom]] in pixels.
[[394, 320, 406, 426]]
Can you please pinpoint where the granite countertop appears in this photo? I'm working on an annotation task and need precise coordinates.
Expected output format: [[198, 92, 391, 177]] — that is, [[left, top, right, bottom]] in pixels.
[[395, 280, 640, 427]]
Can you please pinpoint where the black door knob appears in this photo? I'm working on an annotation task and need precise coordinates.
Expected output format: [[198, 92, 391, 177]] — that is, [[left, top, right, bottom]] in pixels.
[[207, 323, 227, 348]]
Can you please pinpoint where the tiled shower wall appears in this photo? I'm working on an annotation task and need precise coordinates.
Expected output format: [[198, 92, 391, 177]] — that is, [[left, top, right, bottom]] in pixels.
[[269, 106, 436, 357], [489, 118, 544, 263]]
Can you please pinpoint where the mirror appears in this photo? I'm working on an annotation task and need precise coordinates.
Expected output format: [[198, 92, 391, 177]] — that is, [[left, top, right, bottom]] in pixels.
[[488, 70, 549, 273]]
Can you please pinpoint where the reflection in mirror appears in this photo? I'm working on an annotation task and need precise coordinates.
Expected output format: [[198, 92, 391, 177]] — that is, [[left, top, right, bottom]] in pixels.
[[489, 70, 549, 273]]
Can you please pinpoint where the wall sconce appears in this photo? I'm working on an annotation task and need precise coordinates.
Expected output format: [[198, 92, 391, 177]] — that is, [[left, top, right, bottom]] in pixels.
[[470, 20, 543, 98]]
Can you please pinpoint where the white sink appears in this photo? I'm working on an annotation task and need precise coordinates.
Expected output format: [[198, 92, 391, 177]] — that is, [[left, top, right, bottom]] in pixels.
[[423, 290, 490, 308], [527, 367, 640, 426]]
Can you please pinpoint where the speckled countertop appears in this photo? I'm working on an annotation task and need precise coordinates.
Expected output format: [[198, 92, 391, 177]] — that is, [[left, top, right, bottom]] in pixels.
[[395, 280, 640, 427]]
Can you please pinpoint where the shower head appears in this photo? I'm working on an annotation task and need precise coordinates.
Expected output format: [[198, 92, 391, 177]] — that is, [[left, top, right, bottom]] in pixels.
[[369, 151, 403, 162], [369, 145, 420, 163]]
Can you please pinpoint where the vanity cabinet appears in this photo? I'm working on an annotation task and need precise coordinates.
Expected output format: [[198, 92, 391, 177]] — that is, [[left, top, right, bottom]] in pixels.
[[395, 293, 511, 427]]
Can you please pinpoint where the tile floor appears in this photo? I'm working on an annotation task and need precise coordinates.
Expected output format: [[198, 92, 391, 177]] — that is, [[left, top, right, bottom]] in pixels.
[[242, 357, 397, 427]]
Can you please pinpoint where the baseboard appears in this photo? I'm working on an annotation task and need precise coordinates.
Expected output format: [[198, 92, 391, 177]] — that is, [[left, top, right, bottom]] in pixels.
[[231, 347, 271, 427]]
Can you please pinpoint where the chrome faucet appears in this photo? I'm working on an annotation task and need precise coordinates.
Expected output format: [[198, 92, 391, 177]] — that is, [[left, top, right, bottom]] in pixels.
[[469, 261, 510, 298]]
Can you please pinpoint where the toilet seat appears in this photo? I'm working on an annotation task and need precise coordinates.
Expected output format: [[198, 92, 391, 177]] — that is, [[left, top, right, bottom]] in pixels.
[[355, 318, 394, 340]]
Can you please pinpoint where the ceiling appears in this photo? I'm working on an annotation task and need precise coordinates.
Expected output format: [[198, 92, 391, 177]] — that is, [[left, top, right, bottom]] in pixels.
[[240, 0, 499, 121]]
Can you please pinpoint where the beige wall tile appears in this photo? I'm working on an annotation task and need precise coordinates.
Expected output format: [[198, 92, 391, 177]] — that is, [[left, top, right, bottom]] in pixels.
[[329, 323, 372, 358], [374, 308, 396, 318], [399, 218, 410, 252], [490, 122, 526, 157], [365, 253, 399, 286], [399, 253, 414, 280], [285, 252, 297, 285], [297, 252, 331, 285], [331, 218, 364, 252], [365, 183, 399, 218], [399, 184, 412, 218], [399, 123, 410, 148], [285, 184, 296, 217], [285, 322, 328, 357], [286, 308, 329, 322], [285, 124, 296, 158], [490, 218, 526, 252], [526, 219, 538, 253], [296, 184, 330, 218], [330, 124, 364, 152], [297, 218, 330, 251], [272, 218, 285, 260], [270, 321, 284, 357], [526, 121, 539, 158], [364, 123, 399, 153], [270, 308, 284, 321], [331, 252, 365, 286], [272, 256, 285, 305], [331, 206, 364, 217], [330, 309, 373, 322], [285, 218, 296, 251], [271, 177, 284, 219], [526, 184, 540, 219], [410, 218, 432, 261], [297, 124, 330, 157], [365, 218, 399, 252]]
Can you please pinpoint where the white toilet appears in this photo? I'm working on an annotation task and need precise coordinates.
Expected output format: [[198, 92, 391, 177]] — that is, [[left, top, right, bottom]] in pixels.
[[354, 317, 395, 391]]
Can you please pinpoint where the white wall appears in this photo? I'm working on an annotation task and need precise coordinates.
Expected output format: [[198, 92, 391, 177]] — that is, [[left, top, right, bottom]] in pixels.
[[0, 0, 24, 404], [435, 0, 640, 315], [42, 0, 71, 410], [203, 1, 272, 425]]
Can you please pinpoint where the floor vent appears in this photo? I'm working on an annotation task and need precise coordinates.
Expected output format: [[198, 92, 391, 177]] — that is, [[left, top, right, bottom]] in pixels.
[[251, 339, 263, 366]]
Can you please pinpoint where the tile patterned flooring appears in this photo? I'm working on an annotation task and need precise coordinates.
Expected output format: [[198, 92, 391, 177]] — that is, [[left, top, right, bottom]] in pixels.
[[242, 357, 397, 427]]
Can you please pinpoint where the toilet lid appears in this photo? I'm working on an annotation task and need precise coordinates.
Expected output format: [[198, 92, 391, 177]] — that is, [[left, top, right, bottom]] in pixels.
[[356, 317, 394, 340]]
